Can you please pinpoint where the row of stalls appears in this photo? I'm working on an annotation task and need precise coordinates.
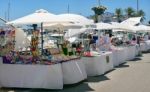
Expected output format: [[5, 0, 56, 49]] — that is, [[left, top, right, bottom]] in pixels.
[[0, 9, 150, 89]]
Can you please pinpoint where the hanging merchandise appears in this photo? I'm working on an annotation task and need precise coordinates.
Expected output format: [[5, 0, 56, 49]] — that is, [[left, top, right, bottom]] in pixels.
[[0, 27, 15, 56], [31, 30, 39, 57]]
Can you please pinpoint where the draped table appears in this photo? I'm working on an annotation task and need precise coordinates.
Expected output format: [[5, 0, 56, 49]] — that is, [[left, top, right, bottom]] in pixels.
[[112, 47, 126, 66], [140, 43, 148, 52], [61, 60, 87, 84], [0, 63, 63, 89], [145, 40, 150, 50], [123, 45, 136, 61], [0, 57, 87, 88], [81, 52, 114, 76]]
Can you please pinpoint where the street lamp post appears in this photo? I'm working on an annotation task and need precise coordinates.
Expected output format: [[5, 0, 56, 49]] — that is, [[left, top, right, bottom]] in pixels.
[[98, 0, 100, 6], [137, 0, 139, 13]]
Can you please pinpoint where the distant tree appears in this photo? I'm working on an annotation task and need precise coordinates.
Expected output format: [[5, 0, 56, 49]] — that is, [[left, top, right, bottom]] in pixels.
[[149, 21, 150, 24], [115, 8, 123, 22], [125, 7, 135, 18], [136, 10, 145, 17]]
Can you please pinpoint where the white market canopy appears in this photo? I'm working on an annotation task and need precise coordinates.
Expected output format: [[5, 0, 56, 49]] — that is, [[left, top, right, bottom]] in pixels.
[[133, 25, 150, 32], [111, 17, 142, 32], [57, 13, 94, 27], [64, 28, 91, 38], [6, 9, 71, 25], [96, 22, 116, 30], [43, 22, 82, 30], [120, 17, 142, 26], [111, 22, 137, 32]]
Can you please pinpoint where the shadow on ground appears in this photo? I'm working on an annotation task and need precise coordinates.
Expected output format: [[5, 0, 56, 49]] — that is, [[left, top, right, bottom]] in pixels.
[[115, 62, 129, 68], [116, 64, 129, 68], [127, 57, 142, 62], [0, 76, 111, 92], [87, 75, 110, 83], [0, 82, 95, 92]]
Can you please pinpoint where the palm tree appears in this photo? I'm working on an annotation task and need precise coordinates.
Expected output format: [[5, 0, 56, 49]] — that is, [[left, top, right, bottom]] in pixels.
[[136, 10, 145, 17], [115, 8, 123, 22], [125, 7, 135, 18]]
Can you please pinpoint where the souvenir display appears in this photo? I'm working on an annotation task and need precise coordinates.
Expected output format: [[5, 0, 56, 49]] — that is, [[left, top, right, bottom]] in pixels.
[[0, 28, 15, 56], [31, 30, 39, 57], [1, 26, 80, 65]]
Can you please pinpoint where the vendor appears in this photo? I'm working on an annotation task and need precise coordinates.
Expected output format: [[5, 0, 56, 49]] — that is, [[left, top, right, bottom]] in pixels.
[[62, 40, 69, 55], [96, 36, 105, 51], [88, 34, 95, 51], [76, 42, 83, 56]]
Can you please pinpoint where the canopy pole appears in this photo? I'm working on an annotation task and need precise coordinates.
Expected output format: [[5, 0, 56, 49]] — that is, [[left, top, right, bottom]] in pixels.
[[41, 22, 44, 55]]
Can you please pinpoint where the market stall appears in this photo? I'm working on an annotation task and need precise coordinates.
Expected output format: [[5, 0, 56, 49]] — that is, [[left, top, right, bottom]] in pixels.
[[0, 9, 89, 89]]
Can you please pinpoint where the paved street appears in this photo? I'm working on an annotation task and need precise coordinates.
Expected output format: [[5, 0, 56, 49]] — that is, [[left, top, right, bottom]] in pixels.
[[1, 52, 150, 92]]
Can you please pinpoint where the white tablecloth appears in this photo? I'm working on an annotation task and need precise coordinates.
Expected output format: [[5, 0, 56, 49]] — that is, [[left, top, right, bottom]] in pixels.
[[121, 46, 136, 61], [0, 57, 2, 64], [0, 63, 63, 89], [135, 45, 140, 56], [145, 40, 150, 50], [117, 48, 127, 64], [81, 52, 114, 76], [112, 50, 119, 66], [103, 52, 114, 72], [140, 43, 148, 52], [112, 48, 126, 66], [61, 60, 87, 84]]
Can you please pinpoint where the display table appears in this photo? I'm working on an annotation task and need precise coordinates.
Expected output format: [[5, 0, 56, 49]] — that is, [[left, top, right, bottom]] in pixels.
[[111, 50, 119, 66], [112, 47, 126, 66], [145, 40, 150, 50], [117, 48, 126, 64], [103, 52, 114, 72], [61, 60, 87, 84], [0, 63, 63, 89], [81, 52, 114, 76], [0, 57, 2, 64], [124, 46, 136, 61], [140, 43, 148, 52], [135, 44, 140, 56]]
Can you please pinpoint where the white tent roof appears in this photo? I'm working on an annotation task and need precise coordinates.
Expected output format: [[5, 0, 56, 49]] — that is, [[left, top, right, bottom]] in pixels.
[[65, 28, 90, 38], [133, 25, 150, 32], [111, 22, 136, 32], [43, 22, 82, 30], [96, 22, 116, 30], [57, 13, 94, 26], [7, 9, 71, 25], [121, 17, 142, 26]]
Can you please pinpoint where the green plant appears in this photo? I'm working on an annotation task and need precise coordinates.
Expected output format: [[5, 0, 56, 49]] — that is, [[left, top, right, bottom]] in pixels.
[[92, 6, 107, 15], [125, 7, 135, 18], [92, 5, 107, 23], [115, 8, 123, 22], [136, 10, 145, 17]]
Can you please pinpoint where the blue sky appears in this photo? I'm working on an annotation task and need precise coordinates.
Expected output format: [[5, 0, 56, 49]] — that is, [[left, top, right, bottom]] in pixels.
[[0, 0, 150, 22]]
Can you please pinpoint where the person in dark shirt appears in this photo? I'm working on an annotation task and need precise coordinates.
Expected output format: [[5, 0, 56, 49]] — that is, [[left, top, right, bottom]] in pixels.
[[137, 36, 140, 46]]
